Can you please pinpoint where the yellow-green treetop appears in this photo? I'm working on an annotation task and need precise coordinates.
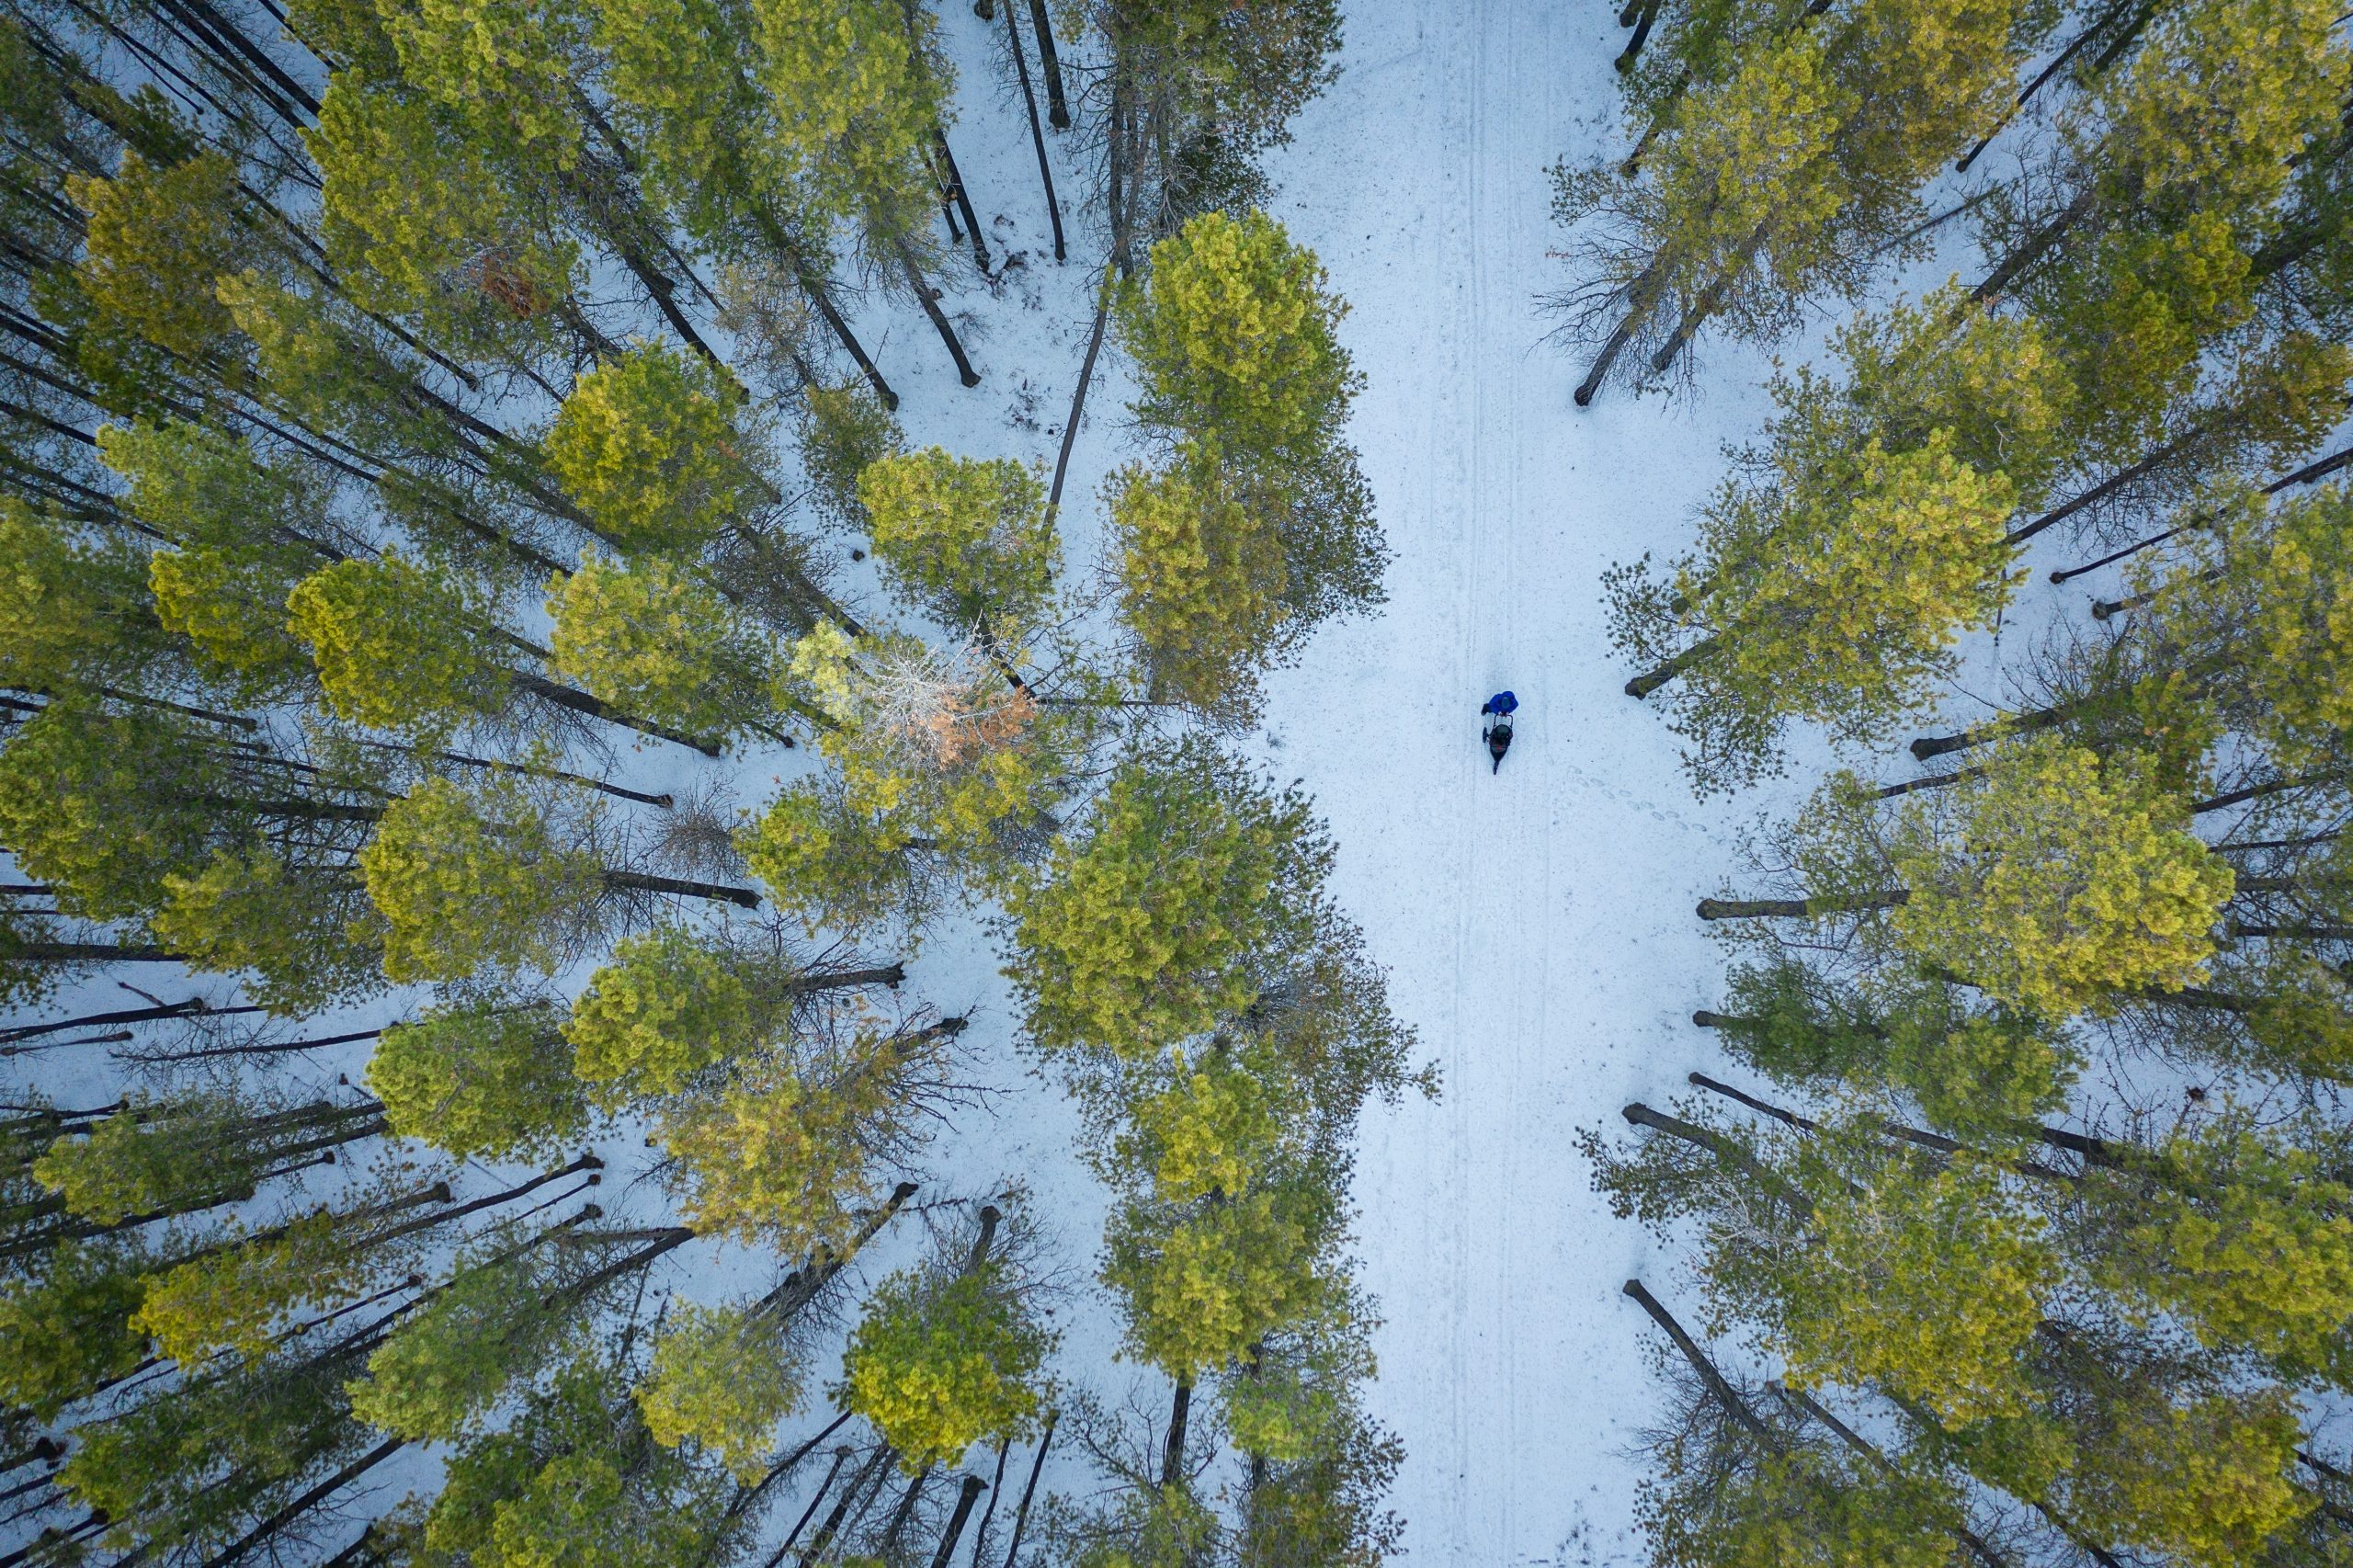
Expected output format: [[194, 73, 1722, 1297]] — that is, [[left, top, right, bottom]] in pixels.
[[358, 774, 602, 983], [369, 1000, 590, 1160], [285, 552, 509, 733], [562, 926, 756, 1104], [311, 71, 579, 324], [750, 0, 947, 231], [1886, 737, 2233, 1017], [858, 447, 1056, 631], [635, 1301, 807, 1481], [837, 1264, 1051, 1471], [548, 551, 779, 740], [1104, 1187, 1328, 1384], [0, 501, 158, 693], [67, 149, 246, 359], [1759, 1142, 2054, 1426], [659, 1010, 949, 1254], [541, 342, 764, 551], [1118, 209, 1358, 460], [1009, 744, 1314, 1057], [1110, 454, 1289, 714]]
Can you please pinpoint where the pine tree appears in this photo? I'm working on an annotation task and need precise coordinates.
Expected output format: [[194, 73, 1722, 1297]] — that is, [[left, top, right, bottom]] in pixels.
[[1110, 452, 1290, 715], [541, 343, 770, 553], [635, 1299, 811, 1481], [546, 551, 786, 742], [1706, 959, 2082, 1139], [837, 1208, 1052, 1472], [858, 447, 1057, 634], [368, 997, 593, 1161], [0, 1236, 163, 1419], [1110, 210, 1384, 715], [653, 1009, 959, 1253], [1971, 0, 2348, 397], [1556, 0, 2040, 400], [1709, 736, 2234, 1019], [358, 773, 608, 982], [1610, 288, 2071, 791], [347, 1224, 688, 1444], [408, 1350, 736, 1568], [129, 1171, 451, 1363], [1008, 740, 1325, 1058], [286, 551, 517, 735]]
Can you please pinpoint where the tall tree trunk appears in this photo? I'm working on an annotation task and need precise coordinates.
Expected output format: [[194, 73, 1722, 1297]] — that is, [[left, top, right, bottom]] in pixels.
[[2054, 437, 2353, 586], [762, 1182, 919, 1321], [1045, 284, 1113, 524], [930, 1476, 989, 1568], [1772, 1382, 2015, 1568], [965, 1440, 1012, 1568], [1620, 1102, 1799, 1205], [998, 1411, 1056, 1568], [0, 998, 259, 1045], [125, 1027, 383, 1065], [1873, 766, 1983, 799], [601, 870, 763, 909], [1955, 0, 2138, 174], [967, 1203, 1002, 1271], [2194, 772, 2342, 815], [364, 1158, 602, 1251], [512, 670, 722, 756], [881, 1465, 935, 1560], [1615, 0, 1660, 71], [1969, 188, 2094, 303], [1160, 1380, 1192, 1488], [765, 1447, 855, 1568], [934, 130, 991, 272], [1006, 2, 1066, 262], [1685, 1072, 2076, 1183], [1620, 1279, 1771, 1437], [390, 744, 676, 809], [1909, 700, 2073, 760], [749, 210, 898, 411], [899, 247, 983, 386], [1646, 223, 1768, 378], [1574, 314, 1640, 407], [1625, 634, 1717, 698], [0, 1028, 133, 1057], [2007, 421, 2208, 547], [1695, 891, 1905, 920], [1028, 0, 1070, 129], [798, 1446, 892, 1567], [195, 1438, 404, 1568]]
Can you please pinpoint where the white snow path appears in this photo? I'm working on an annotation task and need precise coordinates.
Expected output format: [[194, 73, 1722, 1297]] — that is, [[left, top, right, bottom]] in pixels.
[[1247, 5, 1790, 1562]]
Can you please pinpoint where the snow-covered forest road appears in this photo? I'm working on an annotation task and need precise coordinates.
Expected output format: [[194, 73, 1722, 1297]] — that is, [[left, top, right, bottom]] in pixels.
[[1249, 5, 1788, 1561]]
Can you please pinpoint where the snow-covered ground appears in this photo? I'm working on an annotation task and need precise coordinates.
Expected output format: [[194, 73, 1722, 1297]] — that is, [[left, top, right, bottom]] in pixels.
[[1248, 6, 1789, 1562]]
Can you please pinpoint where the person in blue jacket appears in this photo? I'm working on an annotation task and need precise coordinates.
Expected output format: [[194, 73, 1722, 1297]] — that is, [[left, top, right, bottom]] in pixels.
[[1481, 690, 1517, 774]]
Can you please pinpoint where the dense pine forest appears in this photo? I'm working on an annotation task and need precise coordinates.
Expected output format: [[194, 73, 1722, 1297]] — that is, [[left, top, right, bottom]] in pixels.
[[0, 1, 1427, 1564], [1563, 0, 2353, 1563], [11, 0, 2353, 1564]]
